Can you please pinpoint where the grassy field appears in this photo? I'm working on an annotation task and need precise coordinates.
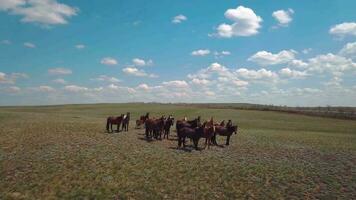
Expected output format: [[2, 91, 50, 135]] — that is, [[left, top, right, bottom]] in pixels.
[[0, 103, 355, 199]]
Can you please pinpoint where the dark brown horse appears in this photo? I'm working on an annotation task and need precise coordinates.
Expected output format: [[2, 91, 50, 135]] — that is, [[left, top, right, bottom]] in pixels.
[[177, 126, 204, 150], [176, 116, 201, 135], [136, 112, 149, 128], [121, 112, 130, 132], [145, 116, 165, 139], [106, 114, 124, 133], [213, 123, 238, 145], [163, 115, 174, 139]]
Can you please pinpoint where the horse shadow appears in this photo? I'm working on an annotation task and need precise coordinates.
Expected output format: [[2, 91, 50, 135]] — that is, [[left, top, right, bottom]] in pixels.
[[168, 145, 203, 152], [137, 136, 156, 143]]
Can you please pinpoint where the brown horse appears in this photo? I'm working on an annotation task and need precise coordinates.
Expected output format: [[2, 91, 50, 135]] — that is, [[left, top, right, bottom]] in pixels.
[[201, 121, 215, 149], [106, 114, 124, 133], [163, 115, 174, 139], [213, 123, 238, 145], [136, 112, 149, 128], [121, 112, 130, 132], [145, 116, 165, 139]]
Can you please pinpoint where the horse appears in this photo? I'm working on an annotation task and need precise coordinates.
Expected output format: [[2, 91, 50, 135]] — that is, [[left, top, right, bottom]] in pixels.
[[177, 126, 205, 150], [145, 116, 165, 139], [136, 112, 149, 129], [163, 115, 174, 139], [214, 120, 225, 127], [213, 123, 238, 145], [176, 116, 201, 135], [200, 121, 215, 149], [121, 112, 130, 132], [106, 114, 124, 133]]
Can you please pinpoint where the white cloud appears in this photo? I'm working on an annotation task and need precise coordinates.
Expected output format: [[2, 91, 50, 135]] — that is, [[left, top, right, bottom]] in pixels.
[[191, 78, 210, 86], [216, 6, 262, 38], [132, 58, 153, 67], [24, 42, 36, 48], [100, 57, 118, 66], [162, 80, 189, 88], [122, 67, 158, 78], [236, 68, 278, 80], [52, 78, 66, 84], [172, 14, 187, 24], [248, 50, 296, 65], [0, 0, 78, 26], [288, 59, 309, 69], [232, 80, 249, 87], [191, 49, 210, 56], [64, 85, 88, 92], [0, 72, 28, 84], [5, 86, 21, 93], [279, 68, 308, 79], [205, 91, 215, 96], [75, 44, 85, 49], [1, 39, 11, 45], [302, 48, 312, 54], [36, 85, 55, 92], [92, 75, 121, 83], [48, 68, 72, 75], [329, 22, 356, 37], [272, 8, 294, 27], [307, 53, 356, 75], [339, 42, 356, 60]]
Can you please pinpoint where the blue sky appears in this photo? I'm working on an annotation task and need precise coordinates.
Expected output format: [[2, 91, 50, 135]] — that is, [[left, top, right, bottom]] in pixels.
[[0, 0, 356, 106]]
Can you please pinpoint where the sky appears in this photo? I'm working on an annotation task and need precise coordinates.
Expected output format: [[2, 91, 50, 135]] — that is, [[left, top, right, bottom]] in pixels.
[[0, 0, 356, 106]]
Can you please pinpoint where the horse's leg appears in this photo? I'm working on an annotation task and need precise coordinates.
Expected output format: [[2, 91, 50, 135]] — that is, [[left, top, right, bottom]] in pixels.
[[226, 135, 230, 145], [193, 139, 198, 150]]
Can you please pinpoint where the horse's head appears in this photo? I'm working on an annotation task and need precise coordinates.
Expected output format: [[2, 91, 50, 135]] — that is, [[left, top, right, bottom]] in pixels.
[[220, 120, 225, 126], [230, 125, 238, 134]]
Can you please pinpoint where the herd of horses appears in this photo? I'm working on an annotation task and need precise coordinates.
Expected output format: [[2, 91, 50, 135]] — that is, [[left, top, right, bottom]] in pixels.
[[106, 112, 238, 150]]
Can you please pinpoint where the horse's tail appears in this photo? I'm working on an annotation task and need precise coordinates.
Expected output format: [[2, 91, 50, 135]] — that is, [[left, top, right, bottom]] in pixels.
[[106, 118, 110, 132]]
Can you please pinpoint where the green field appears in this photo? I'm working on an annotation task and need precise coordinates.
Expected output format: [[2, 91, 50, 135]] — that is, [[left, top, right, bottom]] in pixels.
[[1, 103, 355, 199]]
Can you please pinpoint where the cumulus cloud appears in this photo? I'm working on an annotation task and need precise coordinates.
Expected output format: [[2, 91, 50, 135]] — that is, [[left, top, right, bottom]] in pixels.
[[235, 68, 278, 80], [35, 85, 55, 92], [339, 42, 356, 60], [191, 78, 210, 86], [75, 44, 85, 49], [329, 22, 356, 37], [24, 42, 36, 48], [122, 67, 158, 78], [0, 72, 28, 84], [172, 14, 187, 24], [191, 49, 210, 56], [52, 78, 67, 84], [100, 57, 118, 66], [0, 0, 78, 26], [1, 39, 11, 45], [162, 80, 189, 88], [272, 8, 294, 27], [48, 68, 72, 75], [91, 75, 121, 83], [248, 50, 296, 65], [216, 6, 262, 38], [5, 86, 21, 93], [307, 53, 356, 76], [279, 68, 308, 79], [64, 85, 88, 92], [132, 58, 153, 67]]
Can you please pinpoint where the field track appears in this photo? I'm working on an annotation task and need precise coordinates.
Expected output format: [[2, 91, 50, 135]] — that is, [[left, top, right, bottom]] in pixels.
[[1, 103, 355, 199]]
